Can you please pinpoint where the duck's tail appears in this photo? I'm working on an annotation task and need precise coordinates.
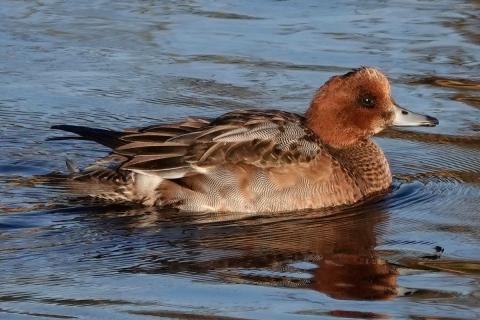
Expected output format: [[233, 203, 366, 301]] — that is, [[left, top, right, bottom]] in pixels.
[[49, 125, 125, 149]]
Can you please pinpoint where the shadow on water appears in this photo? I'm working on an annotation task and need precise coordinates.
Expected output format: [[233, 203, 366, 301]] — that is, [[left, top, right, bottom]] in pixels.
[[109, 201, 394, 301], [8, 193, 397, 301]]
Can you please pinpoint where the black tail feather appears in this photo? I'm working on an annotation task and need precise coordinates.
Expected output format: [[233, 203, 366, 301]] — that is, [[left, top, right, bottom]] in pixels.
[[50, 125, 125, 149]]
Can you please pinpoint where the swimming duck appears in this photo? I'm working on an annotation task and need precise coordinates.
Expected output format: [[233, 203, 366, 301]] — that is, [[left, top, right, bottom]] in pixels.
[[51, 67, 438, 213]]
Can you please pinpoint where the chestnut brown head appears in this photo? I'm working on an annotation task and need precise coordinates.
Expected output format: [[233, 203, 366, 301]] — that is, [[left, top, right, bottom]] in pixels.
[[306, 67, 438, 148]]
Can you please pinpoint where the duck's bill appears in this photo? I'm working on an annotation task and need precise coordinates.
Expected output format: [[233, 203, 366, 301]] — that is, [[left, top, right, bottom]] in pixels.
[[392, 105, 439, 127]]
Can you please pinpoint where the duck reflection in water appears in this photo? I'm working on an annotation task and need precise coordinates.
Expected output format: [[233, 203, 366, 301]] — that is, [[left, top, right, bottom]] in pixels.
[[88, 198, 397, 301]]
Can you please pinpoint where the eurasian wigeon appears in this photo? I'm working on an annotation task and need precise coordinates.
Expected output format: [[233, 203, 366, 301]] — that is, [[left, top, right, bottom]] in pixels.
[[51, 67, 438, 213]]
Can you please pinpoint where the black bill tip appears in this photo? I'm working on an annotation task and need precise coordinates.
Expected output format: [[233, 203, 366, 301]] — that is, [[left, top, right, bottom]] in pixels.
[[424, 115, 439, 127]]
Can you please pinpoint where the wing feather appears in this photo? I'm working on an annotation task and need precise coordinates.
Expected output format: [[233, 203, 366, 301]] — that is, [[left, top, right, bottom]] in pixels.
[[116, 141, 189, 156], [110, 110, 324, 177]]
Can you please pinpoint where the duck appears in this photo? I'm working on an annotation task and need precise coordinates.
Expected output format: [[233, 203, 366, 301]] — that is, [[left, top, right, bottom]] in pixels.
[[51, 67, 438, 213]]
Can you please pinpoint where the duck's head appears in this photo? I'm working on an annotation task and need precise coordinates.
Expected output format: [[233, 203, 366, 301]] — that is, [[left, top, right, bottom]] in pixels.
[[306, 67, 438, 148]]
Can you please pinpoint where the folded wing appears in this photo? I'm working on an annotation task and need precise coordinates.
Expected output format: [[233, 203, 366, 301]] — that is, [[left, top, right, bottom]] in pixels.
[[115, 110, 324, 178]]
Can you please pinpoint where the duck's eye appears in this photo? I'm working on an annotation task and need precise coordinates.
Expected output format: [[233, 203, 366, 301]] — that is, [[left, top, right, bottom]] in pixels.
[[360, 95, 375, 108]]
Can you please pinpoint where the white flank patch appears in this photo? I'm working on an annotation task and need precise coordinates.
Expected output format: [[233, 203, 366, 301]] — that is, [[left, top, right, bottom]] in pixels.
[[191, 165, 212, 174], [134, 173, 163, 196]]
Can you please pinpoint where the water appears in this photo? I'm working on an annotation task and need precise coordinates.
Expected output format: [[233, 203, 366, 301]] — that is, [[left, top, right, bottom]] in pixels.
[[1, 0, 479, 319]]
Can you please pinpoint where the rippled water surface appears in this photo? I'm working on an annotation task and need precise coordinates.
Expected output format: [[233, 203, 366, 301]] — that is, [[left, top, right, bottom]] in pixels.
[[1, 1, 480, 319]]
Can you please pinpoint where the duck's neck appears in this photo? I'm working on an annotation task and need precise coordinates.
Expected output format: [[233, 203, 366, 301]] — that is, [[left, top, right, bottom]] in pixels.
[[329, 139, 392, 194]]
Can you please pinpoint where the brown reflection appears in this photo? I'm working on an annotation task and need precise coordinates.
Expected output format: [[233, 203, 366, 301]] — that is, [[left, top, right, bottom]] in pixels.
[[442, 3, 480, 46], [314, 254, 397, 300], [453, 93, 480, 109], [410, 76, 480, 90], [87, 199, 399, 301]]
